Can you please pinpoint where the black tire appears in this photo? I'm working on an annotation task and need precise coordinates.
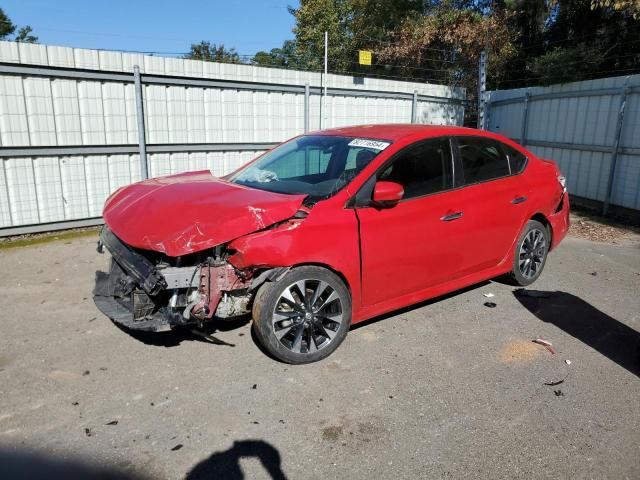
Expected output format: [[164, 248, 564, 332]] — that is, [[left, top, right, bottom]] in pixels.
[[252, 266, 352, 364], [510, 219, 550, 286]]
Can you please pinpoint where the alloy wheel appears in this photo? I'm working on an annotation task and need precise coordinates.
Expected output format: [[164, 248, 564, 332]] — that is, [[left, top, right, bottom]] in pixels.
[[272, 279, 344, 354], [519, 228, 547, 279]]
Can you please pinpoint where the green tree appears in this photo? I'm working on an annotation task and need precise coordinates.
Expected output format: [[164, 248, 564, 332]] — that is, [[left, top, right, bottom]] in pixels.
[[252, 40, 300, 68], [289, 0, 352, 71], [15, 25, 38, 43], [289, 0, 423, 73], [531, 43, 606, 84], [185, 41, 242, 63], [0, 7, 16, 39]]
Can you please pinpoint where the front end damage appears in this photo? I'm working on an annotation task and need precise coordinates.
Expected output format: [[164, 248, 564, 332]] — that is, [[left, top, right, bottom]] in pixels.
[[93, 226, 286, 332]]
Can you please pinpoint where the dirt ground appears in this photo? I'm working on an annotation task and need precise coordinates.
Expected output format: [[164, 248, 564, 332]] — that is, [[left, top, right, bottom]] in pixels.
[[1, 224, 639, 479]]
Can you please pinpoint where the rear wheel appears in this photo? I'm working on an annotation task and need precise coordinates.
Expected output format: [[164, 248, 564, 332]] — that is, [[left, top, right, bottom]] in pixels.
[[510, 220, 550, 286], [252, 266, 351, 364]]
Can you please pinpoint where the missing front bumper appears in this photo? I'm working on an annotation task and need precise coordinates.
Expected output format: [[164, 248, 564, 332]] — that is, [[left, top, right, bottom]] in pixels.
[[93, 227, 189, 332], [93, 259, 180, 332]]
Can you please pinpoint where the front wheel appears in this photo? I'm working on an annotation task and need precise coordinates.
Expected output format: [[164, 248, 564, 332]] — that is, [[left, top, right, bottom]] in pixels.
[[510, 220, 550, 286], [252, 266, 352, 364]]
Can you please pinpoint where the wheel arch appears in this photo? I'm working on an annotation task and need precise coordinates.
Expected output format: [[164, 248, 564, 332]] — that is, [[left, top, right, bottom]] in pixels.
[[530, 212, 553, 246], [287, 262, 353, 296]]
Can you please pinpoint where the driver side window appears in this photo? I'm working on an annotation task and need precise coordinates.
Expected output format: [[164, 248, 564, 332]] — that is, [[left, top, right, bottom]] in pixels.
[[379, 138, 454, 200]]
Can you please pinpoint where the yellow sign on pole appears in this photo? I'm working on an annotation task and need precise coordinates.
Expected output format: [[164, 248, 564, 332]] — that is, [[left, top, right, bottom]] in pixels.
[[358, 50, 372, 66]]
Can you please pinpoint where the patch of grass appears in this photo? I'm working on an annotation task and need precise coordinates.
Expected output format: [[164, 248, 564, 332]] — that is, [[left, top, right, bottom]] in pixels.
[[0, 227, 100, 250]]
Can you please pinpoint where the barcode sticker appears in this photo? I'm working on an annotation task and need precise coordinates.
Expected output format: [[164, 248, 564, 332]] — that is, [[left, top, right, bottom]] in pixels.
[[348, 138, 391, 151]]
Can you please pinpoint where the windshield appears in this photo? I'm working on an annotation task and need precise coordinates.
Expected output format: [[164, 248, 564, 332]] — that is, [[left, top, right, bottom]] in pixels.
[[229, 135, 390, 199]]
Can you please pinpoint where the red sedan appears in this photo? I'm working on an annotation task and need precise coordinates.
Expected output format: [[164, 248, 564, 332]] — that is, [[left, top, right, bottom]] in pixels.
[[94, 125, 570, 363]]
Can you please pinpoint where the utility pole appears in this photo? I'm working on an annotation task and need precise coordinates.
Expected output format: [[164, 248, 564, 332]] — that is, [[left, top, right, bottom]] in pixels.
[[477, 50, 487, 130], [323, 31, 328, 129]]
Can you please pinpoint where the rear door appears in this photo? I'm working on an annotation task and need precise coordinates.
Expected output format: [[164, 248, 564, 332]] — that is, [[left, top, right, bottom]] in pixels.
[[451, 136, 531, 275]]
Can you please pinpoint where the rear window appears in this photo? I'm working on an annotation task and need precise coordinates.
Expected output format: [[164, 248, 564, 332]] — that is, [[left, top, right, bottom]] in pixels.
[[457, 138, 510, 184], [502, 144, 528, 174]]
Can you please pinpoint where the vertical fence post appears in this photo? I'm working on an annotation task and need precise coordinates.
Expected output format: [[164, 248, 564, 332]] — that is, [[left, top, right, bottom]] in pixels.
[[133, 65, 148, 179], [603, 83, 629, 216], [304, 83, 310, 133], [477, 50, 487, 129], [520, 92, 530, 146], [411, 90, 418, 123], [323, 31, 328, 129]]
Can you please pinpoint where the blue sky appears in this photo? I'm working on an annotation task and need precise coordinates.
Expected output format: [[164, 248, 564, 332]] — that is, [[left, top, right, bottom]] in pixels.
[[2, 0, 298, 56]]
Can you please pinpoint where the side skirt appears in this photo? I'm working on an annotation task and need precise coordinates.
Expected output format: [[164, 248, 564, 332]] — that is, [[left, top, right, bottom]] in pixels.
[[352, 263, 512, 325]]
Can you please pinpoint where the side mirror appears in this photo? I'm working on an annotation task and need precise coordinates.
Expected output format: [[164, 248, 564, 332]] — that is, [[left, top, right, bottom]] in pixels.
[[372, 181, 404, 208]]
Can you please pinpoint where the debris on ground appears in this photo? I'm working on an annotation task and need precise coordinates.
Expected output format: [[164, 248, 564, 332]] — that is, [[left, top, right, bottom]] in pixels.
[[565, 359, 572, 365], [533, 338, 556, 355], [484, 302, 497, 308], [105, 420, 118, 426], [545, 379, 564, 386], [483, 293, 495, 298], [171, 444, 183, 451], [589, 272, 598, 276], [84, 428, 92, 437], [569, 211, 640, 244], [251, 384, 257, 390], [554, 389, 564, 397], [82, 370, 90, 376], [515, 289, 552, 298]]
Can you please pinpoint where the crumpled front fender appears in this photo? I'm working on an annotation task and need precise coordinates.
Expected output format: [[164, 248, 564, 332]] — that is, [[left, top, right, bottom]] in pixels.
[[227, 202, 363, 314]]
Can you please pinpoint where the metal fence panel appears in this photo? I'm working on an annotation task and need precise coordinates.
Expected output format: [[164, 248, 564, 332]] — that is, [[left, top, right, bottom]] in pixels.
[[486, 74, 640, 212], [0, 41, 466, 235]]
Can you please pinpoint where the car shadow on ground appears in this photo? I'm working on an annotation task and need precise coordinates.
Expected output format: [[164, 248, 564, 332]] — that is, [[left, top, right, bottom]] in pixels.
[[351, 280, 492, 331], [113, 315, 251, 348], [0, 447, 145, 479], [514, 289, 640, 377], [186, 440, 287, 480]]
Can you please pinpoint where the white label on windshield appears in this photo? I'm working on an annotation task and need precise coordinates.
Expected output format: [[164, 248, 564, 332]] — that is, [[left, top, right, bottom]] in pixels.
[[348, 138, 391, 151]]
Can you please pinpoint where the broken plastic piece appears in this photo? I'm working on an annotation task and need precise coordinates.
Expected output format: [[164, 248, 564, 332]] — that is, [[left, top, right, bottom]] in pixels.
[[515, 289, 552, 298], [544, 379, 564, 386], [532, 338, 556, 354], [483, 302, 497, 308], [565, 359, 572, 365], [483, 293, 495, 298]]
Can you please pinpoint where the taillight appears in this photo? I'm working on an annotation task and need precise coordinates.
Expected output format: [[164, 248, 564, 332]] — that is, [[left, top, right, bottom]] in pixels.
[[557, 174, 567, 192]]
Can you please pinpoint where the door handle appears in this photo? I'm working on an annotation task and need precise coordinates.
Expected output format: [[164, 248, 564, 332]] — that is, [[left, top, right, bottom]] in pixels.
[[440, 211, 464, 222], [511, 196, 528, 205]]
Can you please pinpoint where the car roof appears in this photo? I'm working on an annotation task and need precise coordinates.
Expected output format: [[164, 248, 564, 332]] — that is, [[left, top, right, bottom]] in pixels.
[[311, 124, 485, 142]]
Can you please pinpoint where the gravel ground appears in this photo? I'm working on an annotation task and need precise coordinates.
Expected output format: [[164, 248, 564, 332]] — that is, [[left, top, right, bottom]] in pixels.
[[0, 229, 639, 479], [569, 212, 640, 245]]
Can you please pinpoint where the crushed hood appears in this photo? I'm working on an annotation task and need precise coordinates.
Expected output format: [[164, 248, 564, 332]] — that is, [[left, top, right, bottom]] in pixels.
[[103, 170, 306, 257]]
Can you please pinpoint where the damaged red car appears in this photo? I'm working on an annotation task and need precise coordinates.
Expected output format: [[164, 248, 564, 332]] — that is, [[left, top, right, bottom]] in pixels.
[[94, 125, 569, 363]]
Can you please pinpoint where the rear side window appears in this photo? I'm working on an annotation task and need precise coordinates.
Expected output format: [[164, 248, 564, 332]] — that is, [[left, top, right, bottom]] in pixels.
[[379, 138, 453, 199], [502, 144, 528, 174], [457, 138, 510, 184]]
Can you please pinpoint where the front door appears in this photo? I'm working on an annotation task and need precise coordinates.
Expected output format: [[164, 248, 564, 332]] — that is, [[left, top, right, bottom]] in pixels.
[[355, 137, 469, 308]]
